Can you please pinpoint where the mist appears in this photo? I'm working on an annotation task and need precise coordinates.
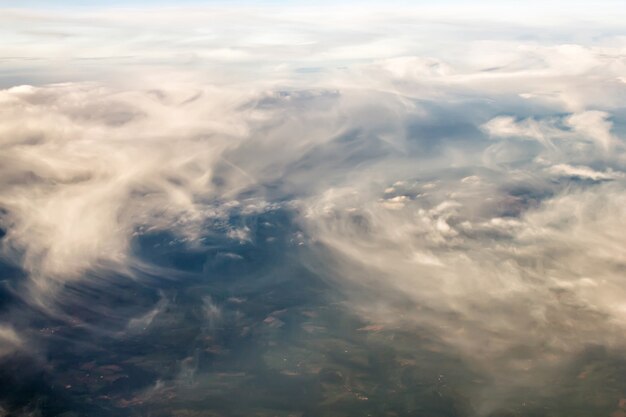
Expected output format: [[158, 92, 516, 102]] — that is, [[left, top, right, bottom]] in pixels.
[[1, 3, 626, 416]]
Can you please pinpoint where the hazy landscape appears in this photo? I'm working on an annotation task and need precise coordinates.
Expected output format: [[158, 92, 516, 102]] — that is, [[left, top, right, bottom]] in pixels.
[[1, 1, 626, 416]]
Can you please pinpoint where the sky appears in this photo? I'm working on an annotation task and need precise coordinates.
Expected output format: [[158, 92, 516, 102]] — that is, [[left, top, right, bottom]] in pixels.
[[1, 1, 626, 416]]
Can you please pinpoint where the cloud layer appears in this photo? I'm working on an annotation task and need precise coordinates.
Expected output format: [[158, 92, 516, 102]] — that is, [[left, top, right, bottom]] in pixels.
[[2, 4, 626, 414]]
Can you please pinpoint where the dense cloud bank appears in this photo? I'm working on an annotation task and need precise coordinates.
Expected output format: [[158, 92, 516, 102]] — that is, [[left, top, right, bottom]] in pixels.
[[2, 4, 626, 415]]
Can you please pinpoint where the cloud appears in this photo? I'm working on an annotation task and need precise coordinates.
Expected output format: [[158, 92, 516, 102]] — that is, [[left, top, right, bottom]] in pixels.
[[1, 4, 626, 413], [546, 163, 624, 181], [302, 178, 626, 374], [0, 83, 255, 303], [1, 43, 625, 359], [0, 326, 23, 358], [0, 80, 412, 310]]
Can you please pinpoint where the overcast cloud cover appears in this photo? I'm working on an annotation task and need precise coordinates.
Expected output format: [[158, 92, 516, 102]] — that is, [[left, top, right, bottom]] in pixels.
[[2, 2, 626, 416]]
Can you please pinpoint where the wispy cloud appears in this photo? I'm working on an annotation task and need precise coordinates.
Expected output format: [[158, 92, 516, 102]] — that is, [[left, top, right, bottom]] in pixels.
[[1, 3, 626, 413]]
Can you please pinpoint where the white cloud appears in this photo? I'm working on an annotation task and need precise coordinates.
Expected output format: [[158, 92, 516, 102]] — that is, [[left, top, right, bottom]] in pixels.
[[1, 4, 626, 411], [546, 163, 623, 181]]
